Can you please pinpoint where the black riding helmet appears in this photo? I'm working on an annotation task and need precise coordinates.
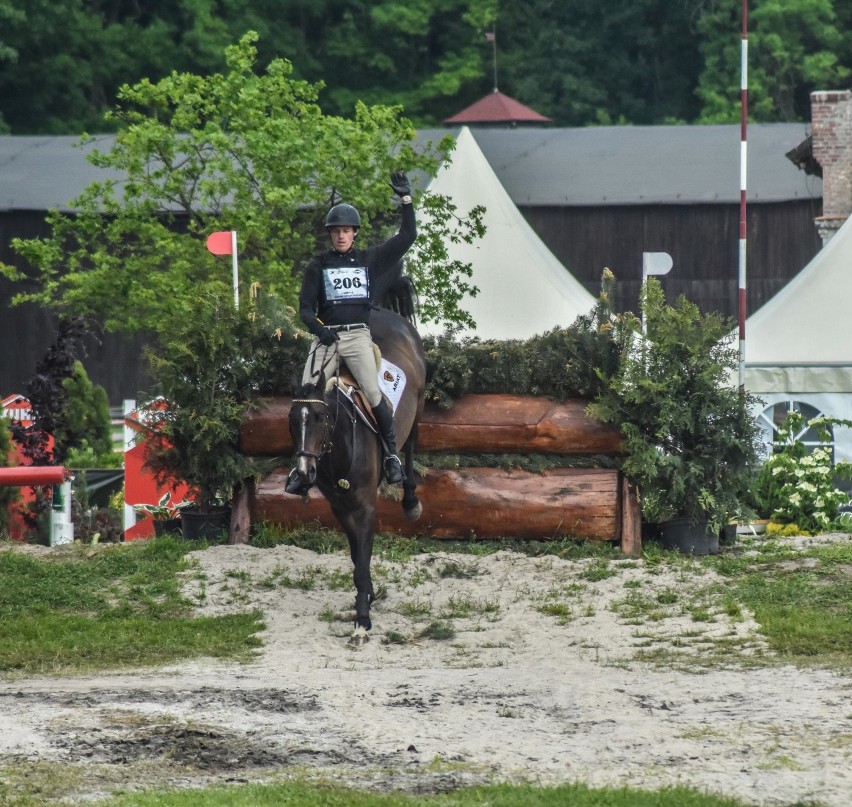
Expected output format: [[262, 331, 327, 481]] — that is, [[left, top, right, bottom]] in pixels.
[[325, 203, 361, 230]]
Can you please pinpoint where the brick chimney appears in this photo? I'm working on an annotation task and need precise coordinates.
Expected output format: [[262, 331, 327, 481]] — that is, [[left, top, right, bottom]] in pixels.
[[811, 89, 852, 244]]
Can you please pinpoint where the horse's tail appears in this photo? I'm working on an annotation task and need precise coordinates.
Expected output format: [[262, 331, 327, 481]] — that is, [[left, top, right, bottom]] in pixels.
[[382, 275, 419, 326]]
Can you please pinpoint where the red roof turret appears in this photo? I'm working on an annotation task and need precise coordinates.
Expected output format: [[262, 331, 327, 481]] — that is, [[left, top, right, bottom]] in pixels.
[[444, 90, 552, 125]]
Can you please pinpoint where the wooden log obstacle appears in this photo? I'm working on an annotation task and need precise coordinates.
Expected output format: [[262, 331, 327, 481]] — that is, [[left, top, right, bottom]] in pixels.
[[239, 394, 641, 555]]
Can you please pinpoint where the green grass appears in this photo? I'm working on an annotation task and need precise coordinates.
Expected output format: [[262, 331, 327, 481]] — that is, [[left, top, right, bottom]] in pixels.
[[85, 780, 777, 807], [0, 536, 263, 674], [705, 538, 852, 668]]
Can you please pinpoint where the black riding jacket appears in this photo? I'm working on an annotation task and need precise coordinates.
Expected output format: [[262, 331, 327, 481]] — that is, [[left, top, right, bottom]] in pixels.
[[299, 203, 416, 337]]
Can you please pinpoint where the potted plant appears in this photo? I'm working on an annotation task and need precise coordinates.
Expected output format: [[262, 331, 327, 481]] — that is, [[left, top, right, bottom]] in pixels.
[[589, 278, 763, 554], [133, 492, 192, 536], [140, 295, 258, 541]]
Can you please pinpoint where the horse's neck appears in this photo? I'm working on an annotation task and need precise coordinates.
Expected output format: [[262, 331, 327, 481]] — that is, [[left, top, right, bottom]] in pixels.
[[324, 390, 376, 468]]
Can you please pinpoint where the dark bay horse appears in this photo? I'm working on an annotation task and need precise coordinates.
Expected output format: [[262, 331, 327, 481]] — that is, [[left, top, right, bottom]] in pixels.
[[288, 307, 426, 645]]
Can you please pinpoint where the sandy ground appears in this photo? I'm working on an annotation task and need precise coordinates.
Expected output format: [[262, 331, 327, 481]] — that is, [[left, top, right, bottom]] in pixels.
[[0, 533, 850, 805]]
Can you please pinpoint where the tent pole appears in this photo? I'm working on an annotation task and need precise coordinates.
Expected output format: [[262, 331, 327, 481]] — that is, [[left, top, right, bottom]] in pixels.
[[738, 0, 749, 388]]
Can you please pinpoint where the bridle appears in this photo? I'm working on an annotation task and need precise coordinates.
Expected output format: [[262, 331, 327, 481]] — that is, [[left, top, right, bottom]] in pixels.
[[291, 396, 332, 462]]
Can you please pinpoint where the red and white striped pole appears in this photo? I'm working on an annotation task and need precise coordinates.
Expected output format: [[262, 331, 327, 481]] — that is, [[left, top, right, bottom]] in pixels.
[[738, 0, 749, 388]]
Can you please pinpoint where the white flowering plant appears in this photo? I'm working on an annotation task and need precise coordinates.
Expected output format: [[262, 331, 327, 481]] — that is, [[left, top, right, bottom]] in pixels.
[[133, 492, 192, 522], [755, 411, 852, 533]]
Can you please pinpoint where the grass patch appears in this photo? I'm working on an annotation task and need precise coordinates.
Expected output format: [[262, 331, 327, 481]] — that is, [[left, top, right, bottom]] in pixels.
[[418, 621, 456, 641], [579, 558, 617, 582], [705, 539, 852, 668], [437, 559, 480, 579], [0, 537, 263, 675], [396, 598, 434, 619], [537, 602, 573, 625], [439, 596, 499, 620], [83, 779, 768, 806], [262, 564, 321, 591]]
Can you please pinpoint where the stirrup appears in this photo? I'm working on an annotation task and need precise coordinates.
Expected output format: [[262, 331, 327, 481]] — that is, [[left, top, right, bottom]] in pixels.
[[285, 469, 311, 496], [383, 454, 405, 484]]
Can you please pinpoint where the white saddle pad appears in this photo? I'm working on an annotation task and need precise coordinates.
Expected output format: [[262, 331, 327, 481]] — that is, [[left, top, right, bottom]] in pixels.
[[378, 359, 406, 413]]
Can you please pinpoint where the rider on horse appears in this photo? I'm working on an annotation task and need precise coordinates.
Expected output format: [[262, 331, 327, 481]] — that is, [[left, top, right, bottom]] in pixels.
[[286, 171, 416, 496]]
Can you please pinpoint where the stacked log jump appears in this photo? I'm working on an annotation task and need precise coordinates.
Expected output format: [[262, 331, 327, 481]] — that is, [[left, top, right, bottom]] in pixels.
[[239, 394, 641, 555]]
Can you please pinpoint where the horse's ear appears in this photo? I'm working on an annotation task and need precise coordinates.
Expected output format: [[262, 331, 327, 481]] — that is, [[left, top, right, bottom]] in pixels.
[[294, 381, 319, 398]]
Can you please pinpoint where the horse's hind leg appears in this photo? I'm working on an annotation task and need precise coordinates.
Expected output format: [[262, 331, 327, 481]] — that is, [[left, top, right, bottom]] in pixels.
[[401, 427, 422, 522]]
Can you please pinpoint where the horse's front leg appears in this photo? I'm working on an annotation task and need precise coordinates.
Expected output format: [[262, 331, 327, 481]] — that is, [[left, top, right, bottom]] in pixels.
[[331, 500, 376, 646]]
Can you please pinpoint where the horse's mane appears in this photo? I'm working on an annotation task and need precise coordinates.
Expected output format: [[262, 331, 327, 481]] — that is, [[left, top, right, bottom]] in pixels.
[[381, 275, 419, 325]]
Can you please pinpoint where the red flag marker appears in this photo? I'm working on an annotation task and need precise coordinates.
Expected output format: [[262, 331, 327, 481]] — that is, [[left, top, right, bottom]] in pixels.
[[206, 231, 234, 255], [205, 230, 240, 307]]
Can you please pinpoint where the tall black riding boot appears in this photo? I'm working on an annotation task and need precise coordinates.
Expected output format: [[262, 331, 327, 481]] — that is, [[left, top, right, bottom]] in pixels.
[[372, 399, 405, 484]]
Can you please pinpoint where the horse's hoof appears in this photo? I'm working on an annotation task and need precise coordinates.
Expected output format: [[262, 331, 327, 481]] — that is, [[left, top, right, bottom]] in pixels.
[[348, 626, 370, 648], [403, 500, 423, 522]]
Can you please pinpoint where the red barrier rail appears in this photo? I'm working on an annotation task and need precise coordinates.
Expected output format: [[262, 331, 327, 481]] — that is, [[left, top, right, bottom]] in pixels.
[[0, 467, 69, 486]]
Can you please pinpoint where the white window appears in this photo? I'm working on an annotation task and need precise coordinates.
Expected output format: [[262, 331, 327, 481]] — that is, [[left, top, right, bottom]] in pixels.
[[757, 400, 835, 462]]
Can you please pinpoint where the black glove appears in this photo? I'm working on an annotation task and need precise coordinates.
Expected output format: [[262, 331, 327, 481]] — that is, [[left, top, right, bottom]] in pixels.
[[389, 170, 410, 198], [318, 327, 338, 346]]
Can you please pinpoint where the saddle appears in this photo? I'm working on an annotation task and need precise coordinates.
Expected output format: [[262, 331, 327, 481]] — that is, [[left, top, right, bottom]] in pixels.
[[324, 341, 385, 432], [326, 373, 380, 433]]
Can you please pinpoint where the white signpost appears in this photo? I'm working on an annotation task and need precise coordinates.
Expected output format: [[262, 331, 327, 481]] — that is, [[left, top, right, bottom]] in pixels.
[[641, 252, 673, 337]]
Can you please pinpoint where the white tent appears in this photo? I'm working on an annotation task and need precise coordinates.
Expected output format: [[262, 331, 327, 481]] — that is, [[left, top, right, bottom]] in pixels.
[[745, 215, 852, 459], [417, 127, 596, 340]]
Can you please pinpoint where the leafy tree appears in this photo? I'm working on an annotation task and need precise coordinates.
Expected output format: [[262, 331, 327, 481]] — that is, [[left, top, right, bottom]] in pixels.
[[0, 0, 249, 134], [497, 0, 703, 125], [0, 0, 20, 63], [0, 0, 22, 132], [696, 0, 852, 123], [3, 32, 483, 336], [59, 361, 115, 466], [260, 0, 497, 124], [0, 414, 19, 536], [0, 0, 496, 133], [2, 0, 851, 133]]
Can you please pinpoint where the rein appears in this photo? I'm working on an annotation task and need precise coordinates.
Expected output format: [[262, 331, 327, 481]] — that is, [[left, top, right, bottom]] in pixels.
[[307, 340, 339, 385]]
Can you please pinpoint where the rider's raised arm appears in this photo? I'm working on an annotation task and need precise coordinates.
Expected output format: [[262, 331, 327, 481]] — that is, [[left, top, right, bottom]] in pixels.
[[370, 171, 416, 279]]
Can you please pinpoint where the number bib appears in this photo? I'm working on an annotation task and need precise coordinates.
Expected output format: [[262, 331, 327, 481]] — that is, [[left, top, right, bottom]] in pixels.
[[323, 266, 369, 304]]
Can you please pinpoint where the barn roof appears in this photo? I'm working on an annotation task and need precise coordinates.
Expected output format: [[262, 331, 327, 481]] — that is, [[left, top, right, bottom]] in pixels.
[[0, 134, 121, 212], [419, 123, 820, 206], [0, 123, 821, 213], [443, 90, 553, 125]]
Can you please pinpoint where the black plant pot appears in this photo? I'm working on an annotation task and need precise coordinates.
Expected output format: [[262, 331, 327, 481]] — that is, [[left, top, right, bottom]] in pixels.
[[658, 517, 720, 556], [180, 508, 231, 541], [153, 518, 182, 537], [719, 523, 738, 546]]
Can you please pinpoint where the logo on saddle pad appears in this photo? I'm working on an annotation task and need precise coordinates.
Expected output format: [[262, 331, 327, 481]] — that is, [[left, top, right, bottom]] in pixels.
[[329, 359, 407, 417], [378, 359, 406, 412]]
